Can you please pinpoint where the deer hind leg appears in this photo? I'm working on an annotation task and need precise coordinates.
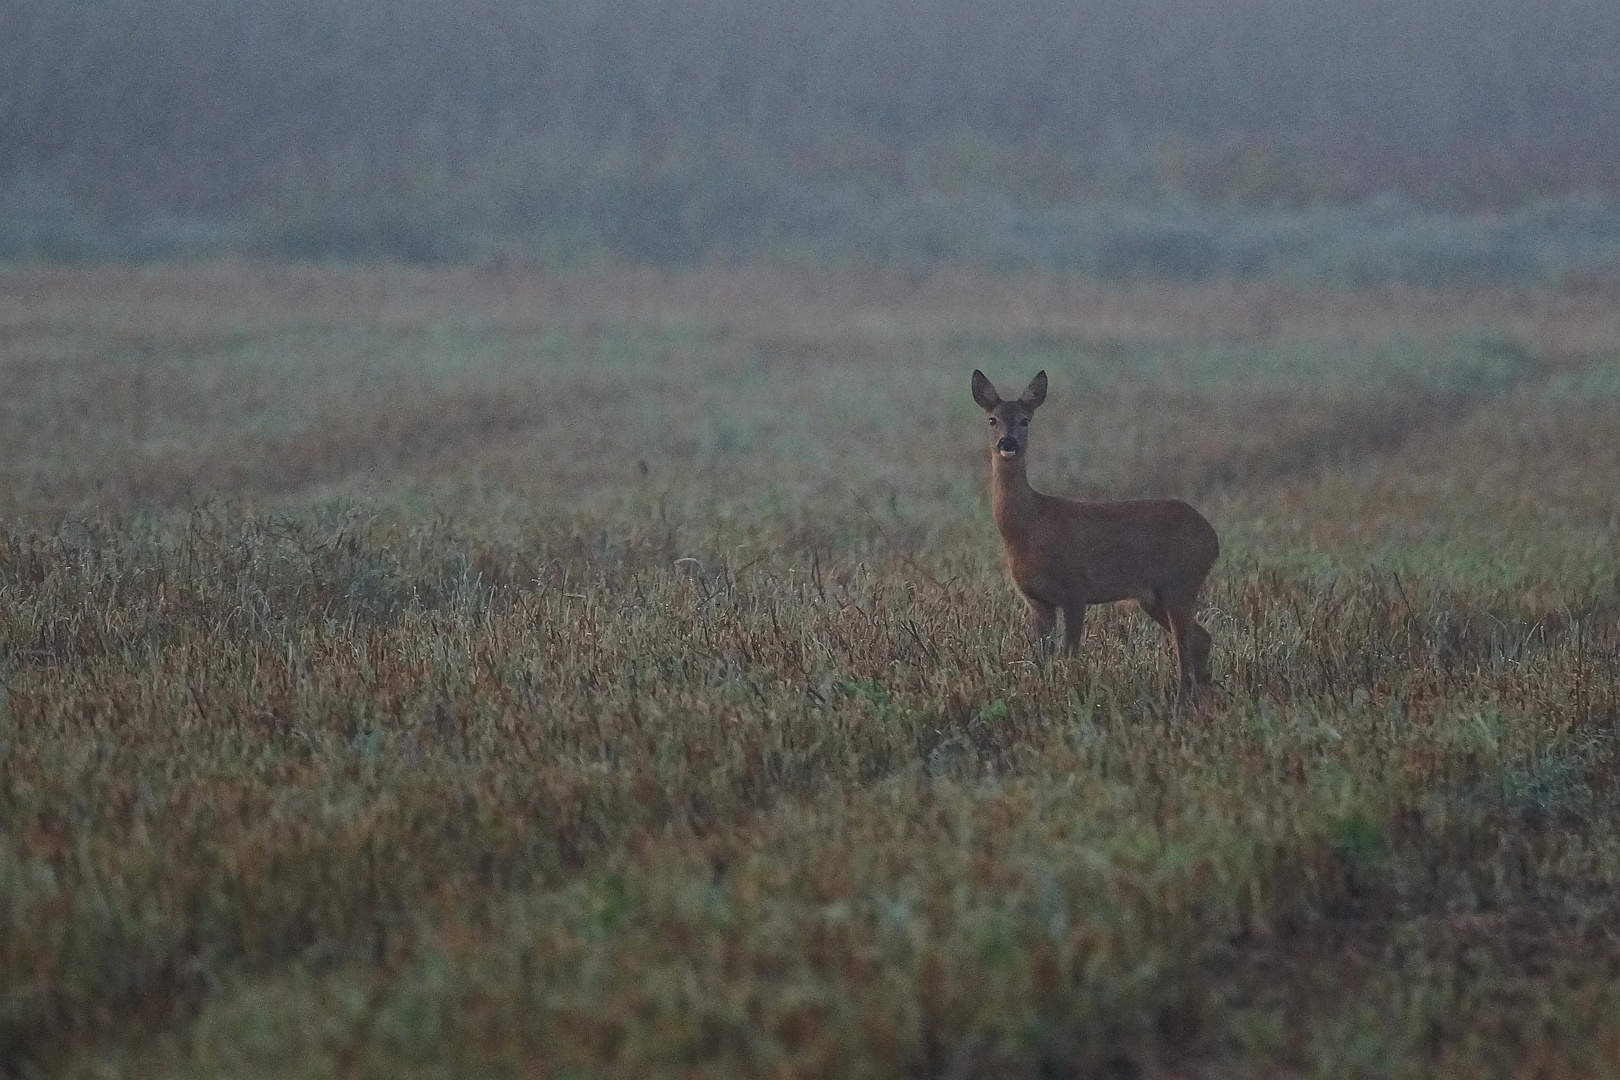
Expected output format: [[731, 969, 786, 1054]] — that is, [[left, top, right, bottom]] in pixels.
[[1139, 595, 1186, 682], [1138, 596, 1173, 635], [1163, 593, 1213, 688]]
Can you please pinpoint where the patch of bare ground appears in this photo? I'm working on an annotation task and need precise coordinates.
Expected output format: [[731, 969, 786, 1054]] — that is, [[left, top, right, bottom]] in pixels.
[[1123, 338, 1612, 500]]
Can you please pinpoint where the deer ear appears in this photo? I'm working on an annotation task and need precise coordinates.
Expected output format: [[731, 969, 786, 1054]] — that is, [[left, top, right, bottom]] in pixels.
[[1019, 371, 1047, 410], [971, 369, 999, 411]]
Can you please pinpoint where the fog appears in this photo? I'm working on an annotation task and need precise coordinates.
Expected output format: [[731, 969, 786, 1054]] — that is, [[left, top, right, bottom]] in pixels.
[[3, 0, 1618, 271]]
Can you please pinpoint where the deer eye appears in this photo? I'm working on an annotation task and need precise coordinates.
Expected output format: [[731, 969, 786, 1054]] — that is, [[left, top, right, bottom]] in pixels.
[[1020, 418, 1030, 427], [987, 417, 998, 426]]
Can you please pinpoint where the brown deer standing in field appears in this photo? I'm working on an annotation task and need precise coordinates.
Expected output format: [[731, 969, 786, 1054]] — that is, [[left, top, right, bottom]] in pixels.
[[972, 370, 1220, 690]]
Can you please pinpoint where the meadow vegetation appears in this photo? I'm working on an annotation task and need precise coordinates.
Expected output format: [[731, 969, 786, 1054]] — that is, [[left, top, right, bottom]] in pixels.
[[1, 267, 1618, 1077]]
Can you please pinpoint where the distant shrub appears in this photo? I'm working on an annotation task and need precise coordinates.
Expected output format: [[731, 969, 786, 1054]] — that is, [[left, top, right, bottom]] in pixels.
[[6, 164, 1620, 287]]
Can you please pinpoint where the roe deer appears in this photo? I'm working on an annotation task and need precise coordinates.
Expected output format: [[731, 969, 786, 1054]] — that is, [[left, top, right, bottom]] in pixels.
[[972, 369, 1220, 689]]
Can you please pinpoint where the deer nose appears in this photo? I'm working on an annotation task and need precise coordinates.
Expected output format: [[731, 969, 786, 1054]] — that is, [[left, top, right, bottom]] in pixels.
[[996, 436, 1019, 453]]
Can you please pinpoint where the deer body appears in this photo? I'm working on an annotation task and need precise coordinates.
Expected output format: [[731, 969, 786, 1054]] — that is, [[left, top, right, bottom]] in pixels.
[[973, 369, 1220, 687]]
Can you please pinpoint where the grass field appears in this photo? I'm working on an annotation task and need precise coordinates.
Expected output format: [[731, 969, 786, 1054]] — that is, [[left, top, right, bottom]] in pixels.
[[2, 266, 1619, 1078]]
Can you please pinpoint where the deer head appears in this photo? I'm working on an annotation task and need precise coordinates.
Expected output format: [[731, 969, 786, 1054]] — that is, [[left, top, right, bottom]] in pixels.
[[971, 369, 1047, 459]]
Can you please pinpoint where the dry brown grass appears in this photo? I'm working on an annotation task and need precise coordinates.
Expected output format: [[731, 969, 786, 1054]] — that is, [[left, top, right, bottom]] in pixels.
[[1, 267, 1618, 1078]]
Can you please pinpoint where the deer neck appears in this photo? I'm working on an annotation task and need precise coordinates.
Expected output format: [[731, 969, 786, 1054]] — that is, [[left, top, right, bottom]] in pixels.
[[990, 452, 1037, 538]]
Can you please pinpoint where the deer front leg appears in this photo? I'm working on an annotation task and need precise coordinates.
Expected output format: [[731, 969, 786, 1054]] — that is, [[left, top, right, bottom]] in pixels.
[[1024, 595, 1057, 645]]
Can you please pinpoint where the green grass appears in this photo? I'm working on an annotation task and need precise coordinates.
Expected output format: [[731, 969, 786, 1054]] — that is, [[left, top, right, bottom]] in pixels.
[[1, 267, 1618, 1077]]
